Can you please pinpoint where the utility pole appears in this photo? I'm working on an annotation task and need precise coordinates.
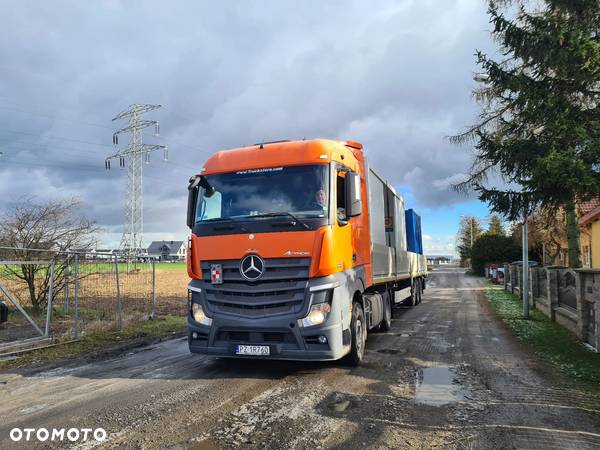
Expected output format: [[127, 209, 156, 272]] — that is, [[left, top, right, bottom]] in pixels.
[[522, 214, 530, 319], [106, 104, 168, 259]]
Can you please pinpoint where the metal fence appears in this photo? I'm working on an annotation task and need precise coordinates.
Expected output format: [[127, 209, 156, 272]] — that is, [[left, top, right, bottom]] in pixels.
[[0, 247, 188, 353]]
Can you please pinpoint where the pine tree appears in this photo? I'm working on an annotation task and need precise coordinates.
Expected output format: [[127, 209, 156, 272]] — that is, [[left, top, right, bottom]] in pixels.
[[457, 216, 484, 264], [487, 214, 506, 236], [453, 0, 600, 268]]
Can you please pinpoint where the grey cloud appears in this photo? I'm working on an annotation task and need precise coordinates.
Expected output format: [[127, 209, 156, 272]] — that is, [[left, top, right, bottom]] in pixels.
[[0, 0, 492, 244]]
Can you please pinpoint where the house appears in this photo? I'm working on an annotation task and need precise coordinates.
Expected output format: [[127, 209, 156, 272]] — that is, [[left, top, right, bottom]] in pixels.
[[535, 198, 600, 268], [426, 255, 452, 265], [147, 240, 187, 261], [579, 198, 600, 269]]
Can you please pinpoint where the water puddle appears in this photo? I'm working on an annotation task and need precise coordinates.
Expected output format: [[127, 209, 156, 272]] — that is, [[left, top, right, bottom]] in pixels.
[[328, 398, 353, 412], [413, 367, 466, 406]]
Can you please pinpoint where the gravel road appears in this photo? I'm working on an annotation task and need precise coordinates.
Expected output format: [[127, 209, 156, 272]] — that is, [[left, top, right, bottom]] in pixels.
[[1, 268, 599, 449]]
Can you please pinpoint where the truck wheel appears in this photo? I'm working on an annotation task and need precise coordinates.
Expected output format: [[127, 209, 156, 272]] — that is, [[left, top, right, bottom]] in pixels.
[[408, 282, 417, 307], [346, 302, 366, 366], [380, 293, 392, 331], [417, 280, 423, 304]]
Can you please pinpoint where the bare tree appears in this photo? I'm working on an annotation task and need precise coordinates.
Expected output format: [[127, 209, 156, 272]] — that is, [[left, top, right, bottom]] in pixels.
[[0, 197, 99, 310]]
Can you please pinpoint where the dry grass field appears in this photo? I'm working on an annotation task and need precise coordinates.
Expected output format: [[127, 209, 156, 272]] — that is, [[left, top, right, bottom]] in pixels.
[[0, 263, 190, 341]]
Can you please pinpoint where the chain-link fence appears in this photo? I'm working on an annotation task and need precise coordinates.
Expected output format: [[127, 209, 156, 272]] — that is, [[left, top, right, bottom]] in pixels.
[[0, 247, 188, 353]]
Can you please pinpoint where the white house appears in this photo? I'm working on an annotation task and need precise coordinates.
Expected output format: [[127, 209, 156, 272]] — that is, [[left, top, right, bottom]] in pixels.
[[147, 240, 187, 261]]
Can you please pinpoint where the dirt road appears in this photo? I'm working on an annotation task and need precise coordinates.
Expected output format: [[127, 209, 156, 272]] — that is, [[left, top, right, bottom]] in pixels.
[[2, 268, 599, 449]]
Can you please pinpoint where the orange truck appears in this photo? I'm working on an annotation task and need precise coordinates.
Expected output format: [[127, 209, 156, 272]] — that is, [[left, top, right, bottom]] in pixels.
[[186, 139, 427, 365]]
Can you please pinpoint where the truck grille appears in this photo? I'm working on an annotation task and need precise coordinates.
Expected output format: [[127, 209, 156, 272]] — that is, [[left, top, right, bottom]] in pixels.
[[201, 258, 310, 318]]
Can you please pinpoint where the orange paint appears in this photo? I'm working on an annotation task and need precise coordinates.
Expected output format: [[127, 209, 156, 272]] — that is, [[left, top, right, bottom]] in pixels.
[[190, 139, 374, 287]]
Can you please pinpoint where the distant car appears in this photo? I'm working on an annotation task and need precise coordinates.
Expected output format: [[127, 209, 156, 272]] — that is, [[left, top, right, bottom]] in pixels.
[[511, 260, 539, 267]]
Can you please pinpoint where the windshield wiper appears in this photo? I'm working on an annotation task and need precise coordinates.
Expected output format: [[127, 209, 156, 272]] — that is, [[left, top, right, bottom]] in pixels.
[[250, 212, 311, 230], [200, 217, 248, 232]]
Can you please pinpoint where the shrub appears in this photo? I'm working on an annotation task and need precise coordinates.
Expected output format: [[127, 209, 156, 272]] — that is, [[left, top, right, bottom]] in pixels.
[[471, 234, 521, 276]]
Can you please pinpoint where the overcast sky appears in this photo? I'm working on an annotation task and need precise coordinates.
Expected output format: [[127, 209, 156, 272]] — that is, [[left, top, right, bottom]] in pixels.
[[0, 0, 495, 256]]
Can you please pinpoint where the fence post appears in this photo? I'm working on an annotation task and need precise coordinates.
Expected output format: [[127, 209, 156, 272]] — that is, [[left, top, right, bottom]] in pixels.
[[547, 269, 558, 321], [151, 260, 156, 320], [114, 254, 123, 331], [73, 254, 79, 339], [44, 262, 55, 337], [530, 267, 538, 309], [509, 265, 516, 293], [64, 255, 70, 315], [575, 271, 586, 340]]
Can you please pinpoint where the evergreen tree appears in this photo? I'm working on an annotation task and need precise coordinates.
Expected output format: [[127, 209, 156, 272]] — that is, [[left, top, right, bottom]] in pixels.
[[457, 216, 484, 264], [471, 234, 522, 276], [453, 0, 600, 268], [487, 214, 506, 236]]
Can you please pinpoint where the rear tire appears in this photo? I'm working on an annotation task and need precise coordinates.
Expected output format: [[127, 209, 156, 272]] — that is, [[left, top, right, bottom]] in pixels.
[[346, 302, 366, 366], [408, 282, 417, 307], [416, 279, 423, 304], [380, 293, 392, 331]]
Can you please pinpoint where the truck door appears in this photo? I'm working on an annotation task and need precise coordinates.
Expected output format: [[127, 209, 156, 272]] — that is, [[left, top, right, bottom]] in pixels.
[[333, 167, 354, 271]]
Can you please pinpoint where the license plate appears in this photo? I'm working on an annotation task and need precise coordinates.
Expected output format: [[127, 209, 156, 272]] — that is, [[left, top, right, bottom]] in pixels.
[[235, 345, 270, 356]]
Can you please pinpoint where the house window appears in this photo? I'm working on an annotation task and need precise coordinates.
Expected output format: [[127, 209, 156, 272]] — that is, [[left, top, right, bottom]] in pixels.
[[583, 245, 591, 267]]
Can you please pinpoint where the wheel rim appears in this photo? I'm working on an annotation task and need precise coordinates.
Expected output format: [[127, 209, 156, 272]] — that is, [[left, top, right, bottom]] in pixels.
[[356, 318, 364, 356]]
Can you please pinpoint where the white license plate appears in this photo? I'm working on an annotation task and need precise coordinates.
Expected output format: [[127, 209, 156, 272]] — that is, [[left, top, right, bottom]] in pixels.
[[235, 345, 270, 356]]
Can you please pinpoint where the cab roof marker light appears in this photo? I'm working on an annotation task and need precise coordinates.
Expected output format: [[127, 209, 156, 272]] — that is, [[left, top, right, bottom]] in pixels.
[[319, 155, 328, 159], [345, 140, 363, 150]]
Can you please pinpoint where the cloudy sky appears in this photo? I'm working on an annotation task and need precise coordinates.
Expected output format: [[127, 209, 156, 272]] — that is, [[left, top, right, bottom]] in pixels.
[[0, 0, 496, 256]]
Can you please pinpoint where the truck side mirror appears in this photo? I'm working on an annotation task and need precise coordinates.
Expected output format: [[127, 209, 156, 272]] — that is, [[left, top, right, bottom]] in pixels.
[[345, 172, 362, 217], [187, 176, 201, 229]]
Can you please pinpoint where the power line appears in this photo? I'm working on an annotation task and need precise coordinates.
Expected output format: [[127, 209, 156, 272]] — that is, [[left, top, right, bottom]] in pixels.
[[0, 105, 112, 129], [0, 157, 178, 184], [0, 128, 107, 147]]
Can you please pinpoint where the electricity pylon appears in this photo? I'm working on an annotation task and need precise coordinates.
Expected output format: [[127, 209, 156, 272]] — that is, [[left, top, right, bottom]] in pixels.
[[106, 104, 168, 258]]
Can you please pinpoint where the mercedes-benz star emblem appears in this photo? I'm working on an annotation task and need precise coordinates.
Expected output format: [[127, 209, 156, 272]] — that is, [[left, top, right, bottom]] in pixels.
[[240, 254, 264, 281]]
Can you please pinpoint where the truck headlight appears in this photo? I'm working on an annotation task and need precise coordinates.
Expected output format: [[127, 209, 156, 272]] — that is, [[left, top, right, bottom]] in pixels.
[[192, 303, 212, 326], [299, 302, 331, 327]]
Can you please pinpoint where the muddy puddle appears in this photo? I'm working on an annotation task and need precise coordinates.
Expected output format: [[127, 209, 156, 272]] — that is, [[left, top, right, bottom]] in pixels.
[[413, 367, 467, 406]]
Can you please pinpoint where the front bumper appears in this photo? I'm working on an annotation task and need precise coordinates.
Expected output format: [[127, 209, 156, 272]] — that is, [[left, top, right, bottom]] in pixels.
[[187, 274, 351, 361]]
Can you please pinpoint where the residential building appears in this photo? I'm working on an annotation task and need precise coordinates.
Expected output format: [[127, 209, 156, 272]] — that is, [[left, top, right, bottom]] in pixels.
[[579, 198, 600, 269], [147, 240, 187, 261]]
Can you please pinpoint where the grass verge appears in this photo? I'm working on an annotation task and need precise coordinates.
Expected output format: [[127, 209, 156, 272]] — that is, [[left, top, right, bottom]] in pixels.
[[0, 314, 186, 371], [482, 279, 600, 392]]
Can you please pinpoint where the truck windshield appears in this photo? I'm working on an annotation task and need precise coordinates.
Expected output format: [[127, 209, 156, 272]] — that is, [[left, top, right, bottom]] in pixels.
[[195, 165, 329, 223]]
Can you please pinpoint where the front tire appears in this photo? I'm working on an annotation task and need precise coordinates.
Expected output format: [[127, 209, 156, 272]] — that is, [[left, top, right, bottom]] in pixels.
[[346, 302, 366, 366]]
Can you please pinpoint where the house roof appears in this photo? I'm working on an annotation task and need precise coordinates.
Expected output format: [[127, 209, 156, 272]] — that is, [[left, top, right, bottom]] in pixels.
[[579, 197, 600, 216], [578, 197, 600, 225], [580, 207, 600, 225], [147, 240, 185, 253]]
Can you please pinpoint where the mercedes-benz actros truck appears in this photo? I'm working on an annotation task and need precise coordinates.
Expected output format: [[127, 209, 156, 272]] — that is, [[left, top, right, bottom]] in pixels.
[[186, 139, 426, 365]]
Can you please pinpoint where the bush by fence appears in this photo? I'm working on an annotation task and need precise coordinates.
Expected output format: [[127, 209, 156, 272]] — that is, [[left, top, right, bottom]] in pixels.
[[503, 263, 599, 351]]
